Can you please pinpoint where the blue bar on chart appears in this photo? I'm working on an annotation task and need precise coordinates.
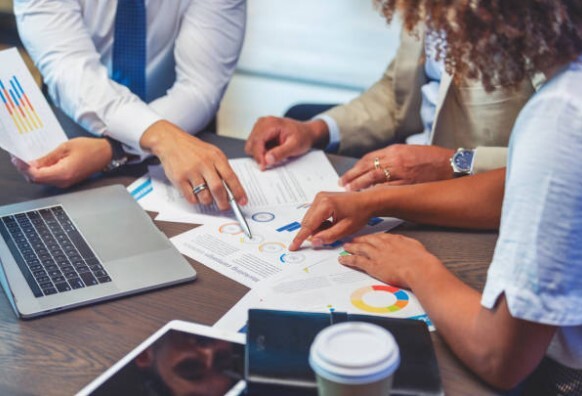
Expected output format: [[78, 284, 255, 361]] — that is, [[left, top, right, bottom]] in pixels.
[[129, 177, 153, 201], [367, 217, 384, 226], [324, 240, 343, 248], [276, 221, 302, 232]]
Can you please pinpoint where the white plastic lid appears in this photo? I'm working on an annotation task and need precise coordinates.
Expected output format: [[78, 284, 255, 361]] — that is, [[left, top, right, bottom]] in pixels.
[[309, 322, 400, 385]]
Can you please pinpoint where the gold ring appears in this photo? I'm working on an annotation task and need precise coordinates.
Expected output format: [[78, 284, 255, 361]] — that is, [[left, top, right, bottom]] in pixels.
[[373, 157, 381, 170], [382, 167, 391, 182], [192, 183, 208, 195]]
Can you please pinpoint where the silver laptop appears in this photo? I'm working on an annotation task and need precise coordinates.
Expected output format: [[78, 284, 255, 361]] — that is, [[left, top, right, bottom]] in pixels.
[[0, 184, 196, 318]]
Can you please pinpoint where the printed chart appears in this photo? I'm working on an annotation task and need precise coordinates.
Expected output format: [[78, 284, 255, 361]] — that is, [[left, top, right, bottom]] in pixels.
[[214, 258, 435, 333], [350, 285, 409, 314], [0, 48, 67, 161], [0, 76, 43, 134]]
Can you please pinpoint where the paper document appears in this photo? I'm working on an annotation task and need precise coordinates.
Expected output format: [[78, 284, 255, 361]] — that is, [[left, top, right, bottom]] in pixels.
[[150, 151, 343, 224], [171, 203, 402, 287], [214, 257, 433, 332], [0, 48, 67, 162]]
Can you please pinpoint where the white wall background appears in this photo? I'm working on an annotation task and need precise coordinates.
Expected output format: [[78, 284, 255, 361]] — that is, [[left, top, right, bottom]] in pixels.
[[217, 0, 401, 138]]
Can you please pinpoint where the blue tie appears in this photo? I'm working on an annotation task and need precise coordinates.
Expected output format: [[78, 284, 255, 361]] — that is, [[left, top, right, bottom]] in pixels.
[[112, 0, 147, 100]]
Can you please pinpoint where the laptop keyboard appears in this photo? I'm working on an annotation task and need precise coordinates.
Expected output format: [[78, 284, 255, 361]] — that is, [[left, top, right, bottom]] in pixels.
[[0, 205, 111, 298]]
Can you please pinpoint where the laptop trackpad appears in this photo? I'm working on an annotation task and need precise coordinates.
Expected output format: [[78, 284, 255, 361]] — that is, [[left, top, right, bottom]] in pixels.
[[74, 210, 170, 263]]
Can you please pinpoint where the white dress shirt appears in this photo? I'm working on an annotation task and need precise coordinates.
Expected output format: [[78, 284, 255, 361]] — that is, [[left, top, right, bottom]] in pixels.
[[14, 0, 246, 157]]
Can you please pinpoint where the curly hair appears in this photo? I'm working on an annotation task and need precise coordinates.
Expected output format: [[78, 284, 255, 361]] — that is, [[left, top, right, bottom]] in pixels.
[[375, 0, 582, 91]]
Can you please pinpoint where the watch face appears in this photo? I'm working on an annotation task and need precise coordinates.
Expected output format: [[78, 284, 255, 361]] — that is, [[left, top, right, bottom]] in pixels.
[[453, 150, 474, 173]]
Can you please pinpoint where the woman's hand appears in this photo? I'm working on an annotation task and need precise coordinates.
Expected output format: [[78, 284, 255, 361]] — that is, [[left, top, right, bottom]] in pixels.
[[339, 233, 440, 288], [289, 191, 376, 251]]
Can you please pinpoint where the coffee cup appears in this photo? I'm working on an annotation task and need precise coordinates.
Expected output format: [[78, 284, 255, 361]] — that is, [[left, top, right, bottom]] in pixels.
[[309, 322, 400, 396]]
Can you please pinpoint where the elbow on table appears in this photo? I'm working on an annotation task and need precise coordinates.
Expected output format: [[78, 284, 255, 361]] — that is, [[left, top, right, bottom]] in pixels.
[[478, 352, 530, 391]]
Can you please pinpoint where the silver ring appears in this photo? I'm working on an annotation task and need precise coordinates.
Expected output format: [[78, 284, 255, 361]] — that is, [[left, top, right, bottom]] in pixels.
[[382, 167, 391, 182], [192, 182, 208, 195], [373, 157, 381, 170]]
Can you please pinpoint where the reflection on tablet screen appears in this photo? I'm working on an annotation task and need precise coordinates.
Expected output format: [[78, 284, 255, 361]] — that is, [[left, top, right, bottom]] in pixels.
[[89, 330, 245, 396]]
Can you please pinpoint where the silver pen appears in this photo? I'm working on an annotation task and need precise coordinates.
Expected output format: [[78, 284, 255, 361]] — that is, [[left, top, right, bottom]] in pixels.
[[223, 182, 252, 238]]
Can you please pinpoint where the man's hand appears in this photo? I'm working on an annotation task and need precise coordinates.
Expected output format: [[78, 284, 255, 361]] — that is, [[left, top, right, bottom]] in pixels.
[[141, 120, 247, 211], [289, 191, 375, 251], [11, 137, 113, 188], [245, 117, 329, 170], [339, 233, 440, 289], [340, 144, 456, 191]]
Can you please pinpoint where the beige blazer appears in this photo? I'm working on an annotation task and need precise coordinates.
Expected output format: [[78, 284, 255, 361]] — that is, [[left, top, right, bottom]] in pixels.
[[323, 27, 537, 173]]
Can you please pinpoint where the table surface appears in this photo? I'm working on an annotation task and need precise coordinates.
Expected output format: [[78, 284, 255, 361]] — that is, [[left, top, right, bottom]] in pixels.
[[0, 132, 500, 396]]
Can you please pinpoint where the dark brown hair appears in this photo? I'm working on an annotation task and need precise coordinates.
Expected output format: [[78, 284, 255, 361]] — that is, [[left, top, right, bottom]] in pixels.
[[375, 0, 582, 90]]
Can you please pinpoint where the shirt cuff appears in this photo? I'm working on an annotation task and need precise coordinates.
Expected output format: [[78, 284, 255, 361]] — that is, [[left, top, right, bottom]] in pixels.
[[104, 101, 163, 161], [314, 114, 340, 153], [472, 146, 508, 174]]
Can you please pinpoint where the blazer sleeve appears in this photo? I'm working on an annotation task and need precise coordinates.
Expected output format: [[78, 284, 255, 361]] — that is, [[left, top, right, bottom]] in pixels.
[[321, 29, 426, 158]]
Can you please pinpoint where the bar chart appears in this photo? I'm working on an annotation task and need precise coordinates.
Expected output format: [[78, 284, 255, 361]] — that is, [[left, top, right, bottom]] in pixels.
[[0, 76, 44, 134], [0, 48, 67, 162]]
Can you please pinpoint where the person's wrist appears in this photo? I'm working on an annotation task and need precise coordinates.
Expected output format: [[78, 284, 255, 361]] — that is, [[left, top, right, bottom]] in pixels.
[[306, 119, 330, 150], [100, 138, 114, 161], [140, 120, 184, 158], [405, 255, 444, 291], [358, 189, 383, 219], [441, 148, 456, 180]]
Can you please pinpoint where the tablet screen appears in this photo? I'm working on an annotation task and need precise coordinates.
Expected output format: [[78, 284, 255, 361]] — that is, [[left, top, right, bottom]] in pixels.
[[88, 329, 245, 396]]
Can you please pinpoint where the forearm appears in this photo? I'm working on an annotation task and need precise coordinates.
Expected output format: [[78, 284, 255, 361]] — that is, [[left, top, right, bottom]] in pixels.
[[149, 0, 245, 134], [408, 260, 554, 389], [15, 0, 161, 155], [367, 168, 506, 229]]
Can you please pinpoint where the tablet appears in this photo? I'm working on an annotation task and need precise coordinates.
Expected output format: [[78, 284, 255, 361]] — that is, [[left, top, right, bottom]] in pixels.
[[77, 320, 246, 396]]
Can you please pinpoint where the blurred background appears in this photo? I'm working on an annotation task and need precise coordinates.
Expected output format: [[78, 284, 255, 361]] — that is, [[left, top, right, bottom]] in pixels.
[[0, 0, 400, 139]]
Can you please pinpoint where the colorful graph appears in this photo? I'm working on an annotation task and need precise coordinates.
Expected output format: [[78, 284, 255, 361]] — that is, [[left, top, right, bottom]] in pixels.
[[279, 252, 306, 264], [0, 76, 44, 134], [219, 222, 243, 235], [350, 285, 409, 314], [258, 241, 286, 253], [276, 221, 301, 232], [251, 212, 275, 222]]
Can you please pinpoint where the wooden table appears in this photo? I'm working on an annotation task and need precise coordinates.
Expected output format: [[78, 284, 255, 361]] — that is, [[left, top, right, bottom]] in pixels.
[[0, 133, 500, 395]]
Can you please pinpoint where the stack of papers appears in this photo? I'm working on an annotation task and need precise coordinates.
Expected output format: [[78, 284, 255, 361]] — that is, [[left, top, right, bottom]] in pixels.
[[126, 150, 432, 331]]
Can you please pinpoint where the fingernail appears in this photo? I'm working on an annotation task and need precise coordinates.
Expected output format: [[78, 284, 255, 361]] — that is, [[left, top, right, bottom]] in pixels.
[[266, 153, 275, 165], [338, 179, 344, 187], [344, 183, 352, 191], [239, 197, 248, 206]]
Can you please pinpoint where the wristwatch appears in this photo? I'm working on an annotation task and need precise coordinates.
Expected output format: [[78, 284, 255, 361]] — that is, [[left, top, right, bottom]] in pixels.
[[103, 137, 129, 172], [450, 148, 475, 177]]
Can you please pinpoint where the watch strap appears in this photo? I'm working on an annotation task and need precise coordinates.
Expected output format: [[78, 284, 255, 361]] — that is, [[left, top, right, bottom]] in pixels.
[[103, 137, 128, 172]]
